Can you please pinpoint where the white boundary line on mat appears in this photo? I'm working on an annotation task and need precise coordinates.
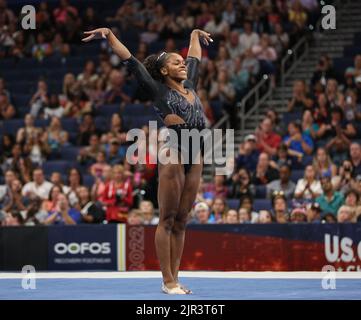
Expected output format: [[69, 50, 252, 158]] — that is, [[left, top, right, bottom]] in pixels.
[[0, 271, 361, 279]]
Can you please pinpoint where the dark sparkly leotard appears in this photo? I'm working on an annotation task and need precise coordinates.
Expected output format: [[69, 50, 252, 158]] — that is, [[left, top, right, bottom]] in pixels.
[[122, 55, 206, 173]]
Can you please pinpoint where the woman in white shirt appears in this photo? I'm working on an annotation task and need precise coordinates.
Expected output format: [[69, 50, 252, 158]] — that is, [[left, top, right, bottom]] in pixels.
[[294, 165, 323, 200]]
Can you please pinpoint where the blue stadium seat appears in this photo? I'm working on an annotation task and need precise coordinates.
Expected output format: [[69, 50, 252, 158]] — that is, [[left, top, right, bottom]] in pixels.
[[42, 161, 72, 176], [255, 185, 267, 199], [61, 118, 79, 133], [2, 119, 24, 135], [253, 199, 272, 212], [60, 146, 80, 161], [83, 174, 95, 188], [98, 104, 120, 117], [282, 112, 302, 126], [227, 199, 239, 210], [210, 100, 224, 121], [291, 170, 304, 183]]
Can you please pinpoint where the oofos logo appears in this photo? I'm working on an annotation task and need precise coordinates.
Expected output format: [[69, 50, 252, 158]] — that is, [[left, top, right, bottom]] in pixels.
[[324, 234, 361, 263], [54, 242, 111, 255]]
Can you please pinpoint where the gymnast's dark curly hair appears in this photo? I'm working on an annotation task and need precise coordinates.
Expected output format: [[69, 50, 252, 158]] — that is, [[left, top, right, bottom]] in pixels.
[[143, 52, 169, 82]]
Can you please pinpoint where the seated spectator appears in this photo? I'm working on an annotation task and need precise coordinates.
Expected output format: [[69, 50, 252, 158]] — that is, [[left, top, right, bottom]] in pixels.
[[63, 85, 93, 118], [0, 78, 11, 101], [271, 192, 289, 223], [271, 143, 302, 170], [53, 0, 78, 27], [44, 193, 81, 225], [0, 169, 15, 206], [306, 202, 321, 223], [325, 78, 344, 109], [321, 212, 337, 223], [235, 134, 259, 172], [258, 210, 273, 223], [332, 160, 357, 193], [290, 207, 307, 223], [52, 32, 70, 57], [66, 168, 83, 207], [77, 186, 104, 223], [1, 144, 32, 182], [90, 151, 108, 179], [197, 88, 215, 127], [316, 175, 345, 217], [77, 60, 99, 92], [239, 20, 259, 51], [139, 200, 159, 225], [204, 174, 228, 199], [238, 207, 251, 223], [294, 165, 322, 201], [283, 121, 314, 156], [209, 197, 227, 223], [0, 92, 15, 119], [101, 165, 133, 223], [313, 93, 330, 126], [189, 202, 211, 224], [337, 205, 355, 223], [266, 109, 285, 137], [251, 33, 277, 78], [0, 134, 14, 161], [2, 178, 26, 214], [29, 80, 49, 118], [42, 184, 63, 212], [226, 30, 243, 59], [239, 195, 259, 222], [50, 172, 70, 195], [44, 94, 64, 119], [78, 134, 104, 165], [105, 138, 125, 165], [345, 54, 361, 83], [287, 80, 314, 112], [255, 117, 282, 156], [22, 168, 53, 200], [242, 48, 260, 79], [23, 129, 50, 166], [302, 110, 320, 140], [60, 73, 76, 104], [267, 165, 296, 200], [312, 147, 337, 179], [230, 168, 255, 199], [127, 209, 145, 225], [16, 114, 41, 145], [176, 8, 195, 32], [224, 209, 239, 224], [288, 0, 308, 32], [350, 142, 361, 177], [32, 32, 53, 61], [343, 88, 361, 123], [204, 13, 229, 39], [270, 23, 289, 56], [252, 152, 279, 185], [42, 117, 70, 153], [1, 212, 24, 226], [344, 189, 361, 219], [77, 113, 96, 145], [92, 165, 112, 203], [311, 54, 337, 89]]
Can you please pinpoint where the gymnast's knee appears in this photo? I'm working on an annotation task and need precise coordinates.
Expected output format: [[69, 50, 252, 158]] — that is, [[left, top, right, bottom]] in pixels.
[[172, 214, 188, 234], [159, 211, 177, 233]]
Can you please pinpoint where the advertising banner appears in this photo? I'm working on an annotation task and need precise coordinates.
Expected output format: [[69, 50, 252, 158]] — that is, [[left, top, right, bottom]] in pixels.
[[48, 224, 125, 271], [126, 224, 361, 271]]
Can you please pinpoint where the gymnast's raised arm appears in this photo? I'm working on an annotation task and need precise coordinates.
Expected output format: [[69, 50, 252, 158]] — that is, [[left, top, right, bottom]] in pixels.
[[82, 28, 158, 98]]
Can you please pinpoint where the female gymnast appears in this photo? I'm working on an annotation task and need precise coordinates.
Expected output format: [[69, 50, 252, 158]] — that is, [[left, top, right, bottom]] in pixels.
[[82, 27, 212, 294]]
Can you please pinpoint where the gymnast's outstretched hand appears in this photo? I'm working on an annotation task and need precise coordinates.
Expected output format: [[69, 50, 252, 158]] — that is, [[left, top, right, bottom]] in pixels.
[[82, 28, 111, 42]]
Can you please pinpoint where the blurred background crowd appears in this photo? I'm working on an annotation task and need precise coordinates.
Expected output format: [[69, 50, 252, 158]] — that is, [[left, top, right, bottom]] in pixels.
[[1, 0, 360, 226]]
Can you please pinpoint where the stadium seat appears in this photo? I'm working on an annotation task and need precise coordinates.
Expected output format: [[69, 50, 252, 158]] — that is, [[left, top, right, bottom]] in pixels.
[[255, 185, 267, 199], [227, 199, 239, 210], [42, 161, 72, 176], [253, 199, 272, 212], [60, 146, 80, 161], [291, 170, 304, 183]]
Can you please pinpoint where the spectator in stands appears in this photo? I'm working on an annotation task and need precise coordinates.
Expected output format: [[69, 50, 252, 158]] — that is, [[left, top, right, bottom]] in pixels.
[[176, 8, 195, 32], [2, 178, 26, 214], [252, 152, 279, 185], [255, 117, 282, 156], [1, 212, 24, 226], [290, 207, 307, 223], [92, 164, 112, 202], [16, 114, 40, 145], [215, 45, 234, 73], [127, 209, 145, 225], [239, 20, 259, 51], [230, 168, 255, 199], [204, 174, 228, 199], [63, 85, 93, 118], [90, 151, 108, 179], [258, 210, 273, 223], [349, 142, 361, 176], [287, 80, 314, 112], [0, 91, 15, 120], [50, 172, 70, 195], [333, 160, 357, 193], [306, 202, 321, 223], [204, 13, 229, 39], [52, 32, 70, 57], [0, 169, 15, 204], [0, 78, 10, 101], [267, 165, 296, 200], [197, 89, 215, 127], [105, 138, 125, 165], [42, 184, 63, 212], [77, 186, 104, 223], [271, 143, 302, 170], [77, 60, 99, 93], [53, 0, 78, 28], [78, 133, 103, 166], [271, 192, 289, 223], [23, 129, 50, 166], [316, 175, 345, 216], [61, 73, 76, 104], [0, 134, 13, 161], [344, 189, 361, 219], [239, 195, 259, 223], [343, 89, 361, 123], [44, 94, 64, 119], [209, 196, 227, 223], [67, 168, 83, 206], [312, 147, 338, 179], [283, 121, 314, 156], [288, 0, 308, 32], [78, 113, 96, 145], [337, 205, 354, 223], [224, 209, 239, 224], [311, 54, 337, 88], [30, 80, 49, 118], [294, 165, 322, 201], [270, 23, 289, 57], [226, 30, 243, 59], [325, 79, 344, 109], [189, 202, 211, 224], [139, 200, 159, 225], [266, 109, 285, 137], [238, 207, 251, 223], [302, 110, 320, 140], [43, 116, 69, 153], [235, 134, 259, 172], [101, 165, 133, 223], [82, 6, 101, 34], [345, 54, 361, 83], [22, 168, 53, 200], [32, 32, 53, 61], [44, 193, 81, 225], [313, 93, 330, 126]]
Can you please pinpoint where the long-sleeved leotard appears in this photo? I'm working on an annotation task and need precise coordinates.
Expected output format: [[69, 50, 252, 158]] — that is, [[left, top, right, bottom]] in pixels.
[[122, 55, 206, 131]]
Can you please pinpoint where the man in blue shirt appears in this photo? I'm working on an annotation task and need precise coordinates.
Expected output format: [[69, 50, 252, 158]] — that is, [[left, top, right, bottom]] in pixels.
[[283, 121, 314, 156], [44, 194, 82, 225]]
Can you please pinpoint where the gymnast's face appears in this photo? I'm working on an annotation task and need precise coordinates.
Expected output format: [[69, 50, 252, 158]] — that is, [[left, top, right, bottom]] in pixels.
[[160, 53, 188, 81]]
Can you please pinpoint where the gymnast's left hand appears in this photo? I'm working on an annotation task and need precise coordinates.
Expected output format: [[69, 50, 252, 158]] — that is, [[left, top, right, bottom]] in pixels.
[[191, 29, 213, 46]]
